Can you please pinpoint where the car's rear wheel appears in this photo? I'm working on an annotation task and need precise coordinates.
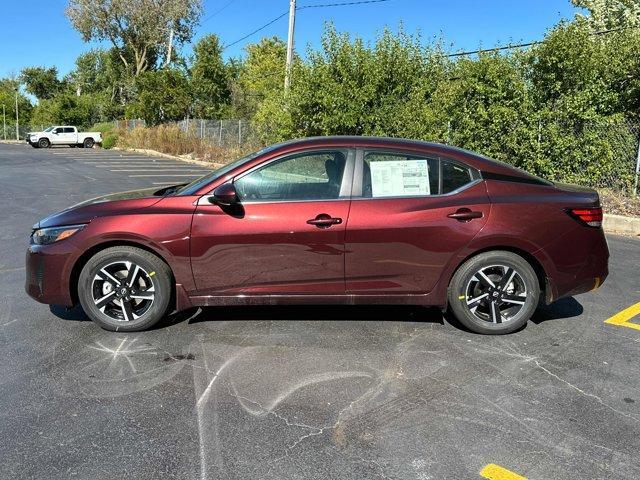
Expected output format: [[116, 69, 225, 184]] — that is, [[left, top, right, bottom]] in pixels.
[[447, 251, 540, 334], [78, 246, 172, 331], [38, 138, 50, 148], [83, 138, 95, 149]]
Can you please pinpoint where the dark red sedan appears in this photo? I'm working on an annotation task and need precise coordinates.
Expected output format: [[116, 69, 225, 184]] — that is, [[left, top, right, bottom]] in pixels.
[[26, 136, 608, 334]]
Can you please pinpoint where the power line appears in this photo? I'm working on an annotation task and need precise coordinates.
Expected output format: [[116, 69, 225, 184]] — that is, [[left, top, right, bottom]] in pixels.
[[298, 0, 393, 9], [222, 11, 289, 50], [446, 26, 629, 58], [221, 0, 394, 51], [202, 0, 238, 24]]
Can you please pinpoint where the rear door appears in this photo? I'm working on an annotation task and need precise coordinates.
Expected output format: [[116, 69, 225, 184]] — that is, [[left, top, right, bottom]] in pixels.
[[61, 127, 77, 144], [190, 148, 355, 296], [345, 148, 490, 294]]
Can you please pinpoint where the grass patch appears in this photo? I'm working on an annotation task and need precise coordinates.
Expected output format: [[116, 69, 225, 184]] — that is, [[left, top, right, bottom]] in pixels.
[[117, 124, 255, 164], [600, 188, 640, 217]]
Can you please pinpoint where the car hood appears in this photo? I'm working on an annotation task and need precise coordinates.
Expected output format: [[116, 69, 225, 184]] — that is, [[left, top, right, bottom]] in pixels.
[[34, 187, 165, 229]]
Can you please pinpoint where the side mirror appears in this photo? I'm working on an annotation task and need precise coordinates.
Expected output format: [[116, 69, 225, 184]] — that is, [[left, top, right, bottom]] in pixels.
[[210, 183, 239, 206]]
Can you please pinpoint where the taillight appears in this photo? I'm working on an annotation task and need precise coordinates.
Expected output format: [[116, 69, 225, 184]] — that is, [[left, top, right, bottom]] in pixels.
[[567, 207, 603, 227]]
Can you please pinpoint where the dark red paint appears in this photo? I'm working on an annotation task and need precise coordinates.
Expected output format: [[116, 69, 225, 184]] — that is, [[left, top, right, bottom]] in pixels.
[[26, 137, 609, 312]]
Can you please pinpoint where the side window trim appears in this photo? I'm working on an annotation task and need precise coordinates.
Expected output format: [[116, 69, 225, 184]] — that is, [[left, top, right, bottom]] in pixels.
[[352, 147, 480, 199], [231, 148, 356, 204]]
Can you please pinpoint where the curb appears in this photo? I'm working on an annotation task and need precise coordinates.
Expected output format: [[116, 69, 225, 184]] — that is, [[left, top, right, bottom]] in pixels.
[[111, 147, 224, 169], [603, 214, 640, 236]]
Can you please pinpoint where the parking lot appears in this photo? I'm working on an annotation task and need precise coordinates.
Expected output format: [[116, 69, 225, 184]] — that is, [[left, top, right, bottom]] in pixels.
[[1, 142, 639, 479]]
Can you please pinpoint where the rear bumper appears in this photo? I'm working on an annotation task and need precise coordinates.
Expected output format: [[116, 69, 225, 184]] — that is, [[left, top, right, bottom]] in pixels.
[[545, 228, 609, 302], [25, 242, 78, 306]]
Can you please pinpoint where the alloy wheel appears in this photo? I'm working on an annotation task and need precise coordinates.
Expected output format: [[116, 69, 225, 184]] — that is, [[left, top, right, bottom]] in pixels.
[[464, 264, 527, 324], [91, 260, 155, 322]]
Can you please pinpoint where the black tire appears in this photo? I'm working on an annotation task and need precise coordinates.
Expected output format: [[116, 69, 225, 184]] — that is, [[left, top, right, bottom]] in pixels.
[[447, 250, 540, 335], [38, 138, 50, 148], [83, 138, 95, 149], [77, 246, 172, 332]]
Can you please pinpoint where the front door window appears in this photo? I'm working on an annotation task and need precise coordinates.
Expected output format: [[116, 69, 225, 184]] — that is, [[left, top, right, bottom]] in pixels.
[[235, 151, 349, 202]]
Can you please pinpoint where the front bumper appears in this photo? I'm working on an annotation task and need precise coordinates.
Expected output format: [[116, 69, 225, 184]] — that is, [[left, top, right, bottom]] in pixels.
[[25, 242, 79, 306]]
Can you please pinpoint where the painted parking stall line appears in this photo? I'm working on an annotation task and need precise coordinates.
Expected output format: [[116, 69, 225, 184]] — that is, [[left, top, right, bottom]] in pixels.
[[109, 169, 209, 172], [604, 301, 640, 331], [128, 174, 204, 177], [480, 464, 527, 480]]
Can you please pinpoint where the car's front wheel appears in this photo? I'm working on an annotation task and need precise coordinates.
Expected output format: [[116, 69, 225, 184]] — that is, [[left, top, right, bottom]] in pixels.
[[447, 250, 540, 334], [77, 246, 172, 331], [38, 138, 50, 148]]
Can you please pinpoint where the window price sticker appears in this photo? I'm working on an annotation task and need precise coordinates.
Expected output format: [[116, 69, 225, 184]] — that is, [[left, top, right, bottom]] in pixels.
[[370, 159, 430, 197]]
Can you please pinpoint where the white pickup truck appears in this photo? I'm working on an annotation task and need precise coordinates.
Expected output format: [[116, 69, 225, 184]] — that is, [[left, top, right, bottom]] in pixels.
[[27, 126, 102, 149]]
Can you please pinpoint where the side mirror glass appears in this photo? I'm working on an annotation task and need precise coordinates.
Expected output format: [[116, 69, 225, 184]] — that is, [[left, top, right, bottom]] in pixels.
[[210, 183, 238, 206]]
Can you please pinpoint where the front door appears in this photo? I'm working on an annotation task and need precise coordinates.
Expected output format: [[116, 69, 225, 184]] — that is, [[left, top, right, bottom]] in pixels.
[[345, 149, 490, 294], [50, 127, 66, 144], [190, 149, 355, 296]]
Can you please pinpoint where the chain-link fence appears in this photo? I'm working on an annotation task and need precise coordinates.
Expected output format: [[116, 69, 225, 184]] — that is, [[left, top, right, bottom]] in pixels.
[[116, 118, 256, 149], [2, 124, 49, 141]]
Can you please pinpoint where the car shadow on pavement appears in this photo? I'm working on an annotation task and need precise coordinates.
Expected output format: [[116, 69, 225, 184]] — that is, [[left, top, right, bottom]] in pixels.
[[189, 304, 445, 325], [49, 304, 87, 321], [49, 304, 202, 330], [530, 296, 583, 324], [49, 298, 583, 331]]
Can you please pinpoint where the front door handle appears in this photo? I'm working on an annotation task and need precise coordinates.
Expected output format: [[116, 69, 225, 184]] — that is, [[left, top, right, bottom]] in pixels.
[[447, 208, 483, 221], [307, 214, 343, 228]]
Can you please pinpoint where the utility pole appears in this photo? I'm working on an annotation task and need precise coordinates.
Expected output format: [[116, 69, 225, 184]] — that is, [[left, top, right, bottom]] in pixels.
[[166, 28, 174, 67], [14, 88, 19, 141], [634, 133, 640, 197], [284, 0, 296, 91], [2, 104, 5, 141]]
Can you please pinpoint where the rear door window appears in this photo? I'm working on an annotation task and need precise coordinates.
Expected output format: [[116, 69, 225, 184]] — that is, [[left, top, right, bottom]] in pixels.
[[363, 152, 439, 198], [360, 151, 477, 197]]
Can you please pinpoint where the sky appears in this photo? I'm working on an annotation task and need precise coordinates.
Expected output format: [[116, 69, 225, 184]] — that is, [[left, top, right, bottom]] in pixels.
[[0, 0, 579, 79]]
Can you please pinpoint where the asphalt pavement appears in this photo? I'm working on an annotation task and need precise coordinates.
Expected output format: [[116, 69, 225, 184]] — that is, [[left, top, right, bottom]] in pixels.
[[1, 142, 639, 480]]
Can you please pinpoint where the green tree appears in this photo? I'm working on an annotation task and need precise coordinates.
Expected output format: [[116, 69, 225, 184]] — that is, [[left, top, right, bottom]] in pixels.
[[66, 0, 203, 76], [572, 0, 640, 29], [232, 37, 287, 119], [126, 69, 191, 124], [30, 93, 103, 129], [190, 34, 231, 118], [0, 78, 33, 133], [20, 67, 63, 101]]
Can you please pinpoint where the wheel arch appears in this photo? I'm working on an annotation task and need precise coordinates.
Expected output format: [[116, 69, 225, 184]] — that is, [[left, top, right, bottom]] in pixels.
[[441, 244, 552, 309], [459, 246, 547, 292], [69, 240, 175, 306]]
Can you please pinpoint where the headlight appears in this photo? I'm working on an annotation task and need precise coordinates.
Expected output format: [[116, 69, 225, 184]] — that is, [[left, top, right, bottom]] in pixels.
[[31, 224, 86, 245]]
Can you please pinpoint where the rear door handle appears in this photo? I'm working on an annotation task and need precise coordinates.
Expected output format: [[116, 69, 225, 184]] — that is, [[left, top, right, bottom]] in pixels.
[[447, 208, 483, 221], [307, 214, 342, 228]]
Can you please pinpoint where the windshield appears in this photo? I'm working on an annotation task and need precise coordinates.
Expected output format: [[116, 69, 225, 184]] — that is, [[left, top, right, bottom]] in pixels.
[[176, 147, 270, 195], [43, 126, 55, 132]]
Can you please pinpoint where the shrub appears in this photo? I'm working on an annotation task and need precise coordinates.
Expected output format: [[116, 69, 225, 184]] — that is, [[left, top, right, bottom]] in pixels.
[[117, 125, 251, 164], [102, 133, 118, 149]]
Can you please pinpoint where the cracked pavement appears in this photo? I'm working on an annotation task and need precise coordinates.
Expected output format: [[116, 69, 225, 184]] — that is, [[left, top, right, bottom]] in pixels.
[[1, 143, 640, 479]]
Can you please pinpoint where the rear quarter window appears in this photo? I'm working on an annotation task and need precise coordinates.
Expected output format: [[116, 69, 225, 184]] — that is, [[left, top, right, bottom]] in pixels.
[[441, 160, 474, 194]]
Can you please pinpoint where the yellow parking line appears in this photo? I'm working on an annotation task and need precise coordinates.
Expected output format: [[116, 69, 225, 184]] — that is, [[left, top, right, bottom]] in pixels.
[[480, 464, 527, 480], [604, 301, 640, 331]]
